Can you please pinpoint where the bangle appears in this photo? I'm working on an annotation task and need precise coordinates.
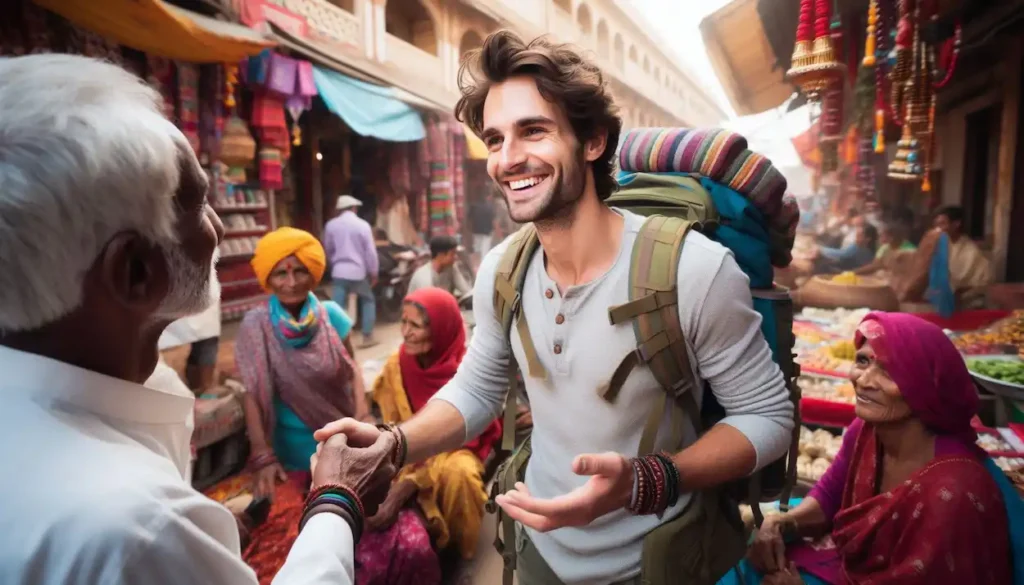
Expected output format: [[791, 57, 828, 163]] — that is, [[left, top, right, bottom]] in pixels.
[[247, 450, 278, 472], [302, 485, 365, 542], [300, 503, 359, 542], [625, 454, 681, 516], [375, 423, 408, 468]]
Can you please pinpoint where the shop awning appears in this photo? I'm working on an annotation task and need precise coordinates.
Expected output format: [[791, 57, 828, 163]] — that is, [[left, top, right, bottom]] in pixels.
[[34, 0, 275, 63], [464, 125, 488, 160], [699, 0, 795, 116], [312, 66, 425, 142]]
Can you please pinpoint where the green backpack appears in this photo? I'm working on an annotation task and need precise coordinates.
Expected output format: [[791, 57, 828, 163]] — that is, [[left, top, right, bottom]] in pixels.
[[487, 174, 801, 585]]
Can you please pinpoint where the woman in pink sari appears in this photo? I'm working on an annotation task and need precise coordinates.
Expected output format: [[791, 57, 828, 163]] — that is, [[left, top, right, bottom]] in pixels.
[[740, 312, 1017, 585]]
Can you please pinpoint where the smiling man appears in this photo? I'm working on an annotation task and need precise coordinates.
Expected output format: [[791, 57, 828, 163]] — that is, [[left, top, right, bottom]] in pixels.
[[315, 31, 792, 585]]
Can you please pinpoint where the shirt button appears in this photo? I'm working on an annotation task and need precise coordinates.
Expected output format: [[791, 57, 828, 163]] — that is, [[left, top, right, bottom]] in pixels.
[[544, 288, 554, 299], [553, 343, 563, 355], [555, 314, 565, 325]]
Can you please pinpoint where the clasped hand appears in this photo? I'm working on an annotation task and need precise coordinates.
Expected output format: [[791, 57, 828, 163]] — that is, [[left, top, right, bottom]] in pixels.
[[309, 418, 397, 516], [494, 452, 633, 532]]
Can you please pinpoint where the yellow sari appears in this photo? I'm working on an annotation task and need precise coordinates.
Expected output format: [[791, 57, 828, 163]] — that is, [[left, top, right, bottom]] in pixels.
[[372, 353, 488, 559]]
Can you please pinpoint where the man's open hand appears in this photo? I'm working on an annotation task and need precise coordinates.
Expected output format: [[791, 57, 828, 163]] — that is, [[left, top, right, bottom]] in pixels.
[[494, 452, 633, 532]]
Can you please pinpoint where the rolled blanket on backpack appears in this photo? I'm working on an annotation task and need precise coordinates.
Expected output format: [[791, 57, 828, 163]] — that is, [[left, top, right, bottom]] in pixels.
[[617, 127, 799, 267]]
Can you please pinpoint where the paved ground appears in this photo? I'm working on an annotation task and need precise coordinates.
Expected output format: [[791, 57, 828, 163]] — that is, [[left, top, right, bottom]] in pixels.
[[162, 315, 508, 585]]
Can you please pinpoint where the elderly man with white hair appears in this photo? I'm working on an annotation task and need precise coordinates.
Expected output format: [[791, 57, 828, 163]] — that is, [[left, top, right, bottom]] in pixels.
[[0, 54, 398, 585]]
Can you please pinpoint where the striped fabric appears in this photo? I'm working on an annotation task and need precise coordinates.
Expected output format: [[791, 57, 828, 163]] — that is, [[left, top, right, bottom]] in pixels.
[[617, 127, 801, 267]]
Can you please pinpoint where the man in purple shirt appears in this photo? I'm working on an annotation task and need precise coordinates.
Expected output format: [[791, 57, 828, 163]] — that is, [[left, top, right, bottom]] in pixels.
[[323, 195, 379, 347]]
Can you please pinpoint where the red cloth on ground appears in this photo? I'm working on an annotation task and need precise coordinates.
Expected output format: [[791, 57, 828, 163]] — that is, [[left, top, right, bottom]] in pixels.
[[399, 287, 502, 461]]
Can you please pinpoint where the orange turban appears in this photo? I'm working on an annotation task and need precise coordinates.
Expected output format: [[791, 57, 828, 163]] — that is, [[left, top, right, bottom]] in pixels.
[[251, 227, 327, 291]]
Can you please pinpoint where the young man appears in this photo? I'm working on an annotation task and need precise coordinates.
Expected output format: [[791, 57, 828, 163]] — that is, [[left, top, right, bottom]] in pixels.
[[0, 54, 396, 584], [933, 205, 992, 306], [317, 31, 792, 585], [407, 235, 473, 299], [323, 194, 380, 348]]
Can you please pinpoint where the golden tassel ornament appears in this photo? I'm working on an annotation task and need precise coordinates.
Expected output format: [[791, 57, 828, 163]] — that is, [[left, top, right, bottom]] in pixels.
[[224, 65, 238, 110], [863, 0, 878, 66], [874, 109, 886, 153]]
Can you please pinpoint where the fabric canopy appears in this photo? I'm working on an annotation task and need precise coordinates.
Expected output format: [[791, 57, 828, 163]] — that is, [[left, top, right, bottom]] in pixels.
[[464, 125, 488, 160], [312, 66, 425, 142], [35, 0, 274, 63]]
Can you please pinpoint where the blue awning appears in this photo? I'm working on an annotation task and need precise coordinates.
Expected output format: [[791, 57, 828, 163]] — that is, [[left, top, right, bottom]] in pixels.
[[312, 66, 425, 142]]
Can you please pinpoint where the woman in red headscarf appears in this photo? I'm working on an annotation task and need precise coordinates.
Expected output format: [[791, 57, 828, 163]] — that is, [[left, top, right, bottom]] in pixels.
[[369, 287, 502, 563], [737, 312, 1017, 585]]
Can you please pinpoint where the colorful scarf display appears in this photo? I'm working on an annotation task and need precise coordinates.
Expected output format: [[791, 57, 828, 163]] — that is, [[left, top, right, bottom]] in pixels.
[[421, 116, 466, 236], [269, 293, 321, 349]]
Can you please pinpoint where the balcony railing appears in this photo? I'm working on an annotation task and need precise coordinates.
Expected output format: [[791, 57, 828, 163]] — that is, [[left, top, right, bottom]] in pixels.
[[269, 0, 362, 52]]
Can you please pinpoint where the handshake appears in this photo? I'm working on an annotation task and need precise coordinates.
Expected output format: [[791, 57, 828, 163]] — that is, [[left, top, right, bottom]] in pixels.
[[302, 419, 407, 540]]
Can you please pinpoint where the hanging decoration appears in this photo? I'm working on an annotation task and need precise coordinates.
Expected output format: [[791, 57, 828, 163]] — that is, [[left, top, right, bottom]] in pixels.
[[819, 1, 846, 172], [932, 22, 961, 89], [225, 64, 238, 110], [786, 0, 847, 101], [889, 0, 914, 124]]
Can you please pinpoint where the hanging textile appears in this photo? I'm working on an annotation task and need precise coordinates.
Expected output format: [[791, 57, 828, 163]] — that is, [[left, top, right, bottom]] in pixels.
[[421, 116, 466, 237], [177, 62, 202, 154]]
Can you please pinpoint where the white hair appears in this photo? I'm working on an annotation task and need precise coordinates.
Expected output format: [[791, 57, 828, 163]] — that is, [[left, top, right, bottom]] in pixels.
[[0, 54, 195, 332]]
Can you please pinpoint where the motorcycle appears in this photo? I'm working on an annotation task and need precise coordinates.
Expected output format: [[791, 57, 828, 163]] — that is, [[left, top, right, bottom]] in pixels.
[[374, 246, 429, 322]]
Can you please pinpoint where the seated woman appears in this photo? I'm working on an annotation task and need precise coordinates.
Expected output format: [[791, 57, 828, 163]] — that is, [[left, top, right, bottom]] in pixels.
[[370, 287, 503, 561], [235, 227, 439, 585], [721, 312, 1021, 585]]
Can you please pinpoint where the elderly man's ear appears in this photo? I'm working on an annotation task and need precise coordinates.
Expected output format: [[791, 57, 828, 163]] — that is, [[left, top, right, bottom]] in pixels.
[[92, 232, 171, 316]]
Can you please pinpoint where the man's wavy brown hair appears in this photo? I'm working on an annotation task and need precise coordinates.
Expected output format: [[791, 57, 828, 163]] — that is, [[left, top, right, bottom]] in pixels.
[[454, 31, 622, 201]]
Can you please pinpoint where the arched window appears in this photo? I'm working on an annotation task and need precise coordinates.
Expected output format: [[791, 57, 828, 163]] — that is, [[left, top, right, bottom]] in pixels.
[[459, 30, 483, 62], [596, 20, 610, 59], [577, 3, 593, 40], [385, 0, 437, 56], [613, 33, 625, 70]]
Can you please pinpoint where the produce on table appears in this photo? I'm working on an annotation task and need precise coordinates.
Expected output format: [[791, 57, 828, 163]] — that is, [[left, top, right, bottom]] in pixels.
[[827, 340, 856, 361], [797, 375, 855, 404], [797, 426, 843, 482], [831, 271, 860, 285], [977, 432, 1015, 453], [798, 307, 871, 339], [797, 347, 854, 376], [954, 310, 1024, 355], [967, 358, 1024, 385]]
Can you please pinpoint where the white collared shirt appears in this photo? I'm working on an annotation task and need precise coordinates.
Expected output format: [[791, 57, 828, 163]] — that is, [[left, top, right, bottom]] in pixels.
[[0, 345, 354, 585]]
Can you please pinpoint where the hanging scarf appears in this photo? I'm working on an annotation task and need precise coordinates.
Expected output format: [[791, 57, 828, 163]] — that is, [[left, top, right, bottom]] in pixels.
[[399, 287, 502, 461], [269, 292, 320, 349]]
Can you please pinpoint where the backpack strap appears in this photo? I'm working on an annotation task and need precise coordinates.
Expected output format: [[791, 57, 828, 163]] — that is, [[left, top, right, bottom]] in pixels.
[[493, 224, 545, 452], [602, 216, 701, 458], [490, 224, 544, 585]]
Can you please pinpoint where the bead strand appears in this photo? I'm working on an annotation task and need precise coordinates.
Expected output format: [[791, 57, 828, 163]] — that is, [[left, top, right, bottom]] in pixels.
[[626, 454, 682, 516]]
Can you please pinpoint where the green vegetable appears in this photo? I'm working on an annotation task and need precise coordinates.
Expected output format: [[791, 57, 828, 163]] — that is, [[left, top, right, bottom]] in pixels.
[[967, 359, 1024, 385]]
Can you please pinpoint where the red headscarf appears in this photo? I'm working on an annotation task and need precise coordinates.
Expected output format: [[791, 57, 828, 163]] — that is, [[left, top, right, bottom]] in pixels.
[[853, 311, 979, 448], [399, 287, 502, 461]]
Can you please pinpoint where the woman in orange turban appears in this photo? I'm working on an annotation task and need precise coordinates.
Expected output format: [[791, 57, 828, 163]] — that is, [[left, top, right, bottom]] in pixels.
[[234, 227, 439, 584]]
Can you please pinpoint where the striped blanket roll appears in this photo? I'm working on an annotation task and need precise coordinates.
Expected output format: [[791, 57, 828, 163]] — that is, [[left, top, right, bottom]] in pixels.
[[617, 127, 799, 266]]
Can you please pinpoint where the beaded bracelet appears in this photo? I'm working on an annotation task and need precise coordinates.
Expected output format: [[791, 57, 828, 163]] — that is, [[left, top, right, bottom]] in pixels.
[[300, 484, 365, 542], [626, 453, 682, 516], [375, 423, 408, 468]]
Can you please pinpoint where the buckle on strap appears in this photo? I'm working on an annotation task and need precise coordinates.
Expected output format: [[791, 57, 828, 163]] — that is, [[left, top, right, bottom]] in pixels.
[[607, 291, 677, 325]]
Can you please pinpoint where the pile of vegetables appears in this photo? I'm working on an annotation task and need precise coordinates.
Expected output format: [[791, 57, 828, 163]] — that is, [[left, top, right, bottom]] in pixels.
[[967, 358, 1024, 385]]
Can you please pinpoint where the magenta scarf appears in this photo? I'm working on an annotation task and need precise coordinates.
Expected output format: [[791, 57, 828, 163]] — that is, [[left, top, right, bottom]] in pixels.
[[854, 312, 979, 448]]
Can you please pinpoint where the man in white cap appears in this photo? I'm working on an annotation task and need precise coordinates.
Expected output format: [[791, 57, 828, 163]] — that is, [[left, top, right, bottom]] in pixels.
[[323, 195, 380, 347]]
